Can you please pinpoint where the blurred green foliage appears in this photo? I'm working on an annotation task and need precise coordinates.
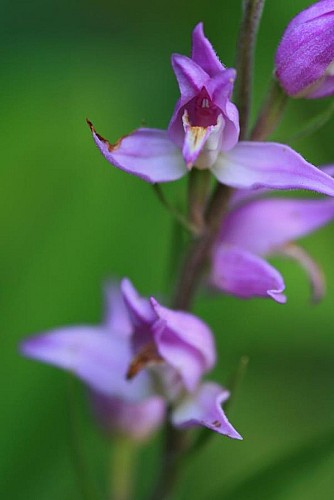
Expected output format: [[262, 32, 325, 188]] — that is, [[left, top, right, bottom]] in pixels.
[[1, 0, 334, 498]]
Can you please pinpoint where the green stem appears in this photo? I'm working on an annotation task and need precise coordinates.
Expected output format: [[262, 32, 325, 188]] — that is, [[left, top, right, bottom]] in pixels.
[[250, 78, 288, 140], [236, 0, 266, 139], [110, 438, 137, 500], [152, 184, 197, 234]]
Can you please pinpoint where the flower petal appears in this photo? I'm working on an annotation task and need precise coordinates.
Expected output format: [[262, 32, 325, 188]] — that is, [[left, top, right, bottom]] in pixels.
[[121, 278, 156, 330], [275, 0, 334, 97], [212, 141, 334, 196], [150, 298, 216, 392], [171, 382, 242, 439], [88, 121, 187, 183], [211, 245, 286, 303], [103, 283, 132, 336], [21, 327, 153, 401], [171, 54, 209, 98], [280, 244, 325, 303], [220, 198, 334, 256], [90, 391, 166, 442], [191, 23, 225, 76]]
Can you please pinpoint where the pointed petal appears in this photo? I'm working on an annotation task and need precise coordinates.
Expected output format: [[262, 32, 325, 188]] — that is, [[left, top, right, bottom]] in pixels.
[[172, 382, 242, 439], [308, 74, 334, 99], [91, 391, 166, 441], [103, 283, 132, 336], [281, 244, 325, 303], [220, 198, 334, 256], [88, 121, 186, 183], [191, 23, 225, 76], [150, 298, 216, 392], [212, 142, 334, 196], [121, 278, 156, 330], [20, 327, 153, 401], [211, 246, 286, 303], [171, 54, 209, 98]]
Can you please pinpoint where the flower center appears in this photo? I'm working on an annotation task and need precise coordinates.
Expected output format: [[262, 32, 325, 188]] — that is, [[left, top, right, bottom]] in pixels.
[[186, 87, 220, 128]]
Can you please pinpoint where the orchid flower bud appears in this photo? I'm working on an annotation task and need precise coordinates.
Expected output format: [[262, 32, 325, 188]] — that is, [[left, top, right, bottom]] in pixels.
[[275, 0, 334, 98]]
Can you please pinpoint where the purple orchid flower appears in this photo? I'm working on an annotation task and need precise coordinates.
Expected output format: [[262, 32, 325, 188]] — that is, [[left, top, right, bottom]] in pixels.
[[88, 23, 334, 197], [211, 191, 334, 303], [21, 280, 241, 440], [275, 0, 334, 98]]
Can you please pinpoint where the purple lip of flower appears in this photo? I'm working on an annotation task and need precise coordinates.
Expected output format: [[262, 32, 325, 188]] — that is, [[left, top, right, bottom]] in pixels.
[[87, 22, 334, 198], [211, 193, 334, 303], [275, 0, 334, 98], [20, 280, 242, 440]]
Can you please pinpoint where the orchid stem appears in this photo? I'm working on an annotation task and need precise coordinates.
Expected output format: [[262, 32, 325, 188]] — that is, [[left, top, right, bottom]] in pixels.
[[250, 77, 288, 141], [152, 183, 197, 234], [236, 0, 266, 139], [110, 438, 137, 500], [149, 419, 189, 500]]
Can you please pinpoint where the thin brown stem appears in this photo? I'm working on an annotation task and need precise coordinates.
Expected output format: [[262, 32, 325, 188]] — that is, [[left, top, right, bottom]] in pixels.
[[236, 0, 266, 139]]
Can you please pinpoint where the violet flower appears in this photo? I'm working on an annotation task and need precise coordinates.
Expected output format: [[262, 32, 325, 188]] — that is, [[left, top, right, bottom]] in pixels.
[[211, 193, 334, 303], [21, 280, 241, 440], [275, 0, 334, 98], [88, 23, 334, 197]]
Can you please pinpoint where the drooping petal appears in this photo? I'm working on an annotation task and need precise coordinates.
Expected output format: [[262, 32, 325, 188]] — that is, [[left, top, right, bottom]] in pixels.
[[191, 23, 225, 77], [211, 245, 286, 303], [211, 141, 334, 196], [280, 244, 325, 303], [150, 298, 216, 392], [171, 382, 242, 439], [21, 327, 153, 401], [88, 121, 187, 183], [103, 283, 132, 336], [90, 391, 166, 442], [182, 112, 224, 169], [171, 54, 209, 99], [275, 0, 334, 98], [220, 198, 334, 256]]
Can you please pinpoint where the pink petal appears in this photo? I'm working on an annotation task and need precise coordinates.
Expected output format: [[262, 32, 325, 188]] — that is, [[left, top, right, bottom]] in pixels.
[[150, 298, 216, 392], [220, 198, 334, 256], [212, 141, 334, 196], [103, 283, 132, 336], [91, 392, 166, 442], [88, 121, 186, 183], [191, 23, 225, 76], [21, 327, 152, 401], [171, 54, 209, 98], [172, 382, 242, 439], [211, 245, 286, 303]]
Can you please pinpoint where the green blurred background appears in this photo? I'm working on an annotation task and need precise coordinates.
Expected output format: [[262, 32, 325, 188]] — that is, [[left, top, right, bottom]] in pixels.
[[1, 0, 334, 498]]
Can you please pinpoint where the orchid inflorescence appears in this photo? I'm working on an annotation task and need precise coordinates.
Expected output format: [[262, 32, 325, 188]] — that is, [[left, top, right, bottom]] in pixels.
[[21, 1, 334, 497]]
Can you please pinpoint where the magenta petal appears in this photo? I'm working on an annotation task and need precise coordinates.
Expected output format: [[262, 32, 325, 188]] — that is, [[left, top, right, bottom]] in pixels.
[[91, 391, 166, 442], [171, 54, 209, 98], [191, 23, 225, 76], [150, 298, 216, 392], [212, 142, 334, 196], [121, 278, 156, 330], [21, 327, 152, 401], [220, 198, 334, 256], [211, 245, 286, 303], [103, 283, 132, 336], [275, 0, 334, 97], [171, 382, 242, 439], [88, 121, 186, 183]]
